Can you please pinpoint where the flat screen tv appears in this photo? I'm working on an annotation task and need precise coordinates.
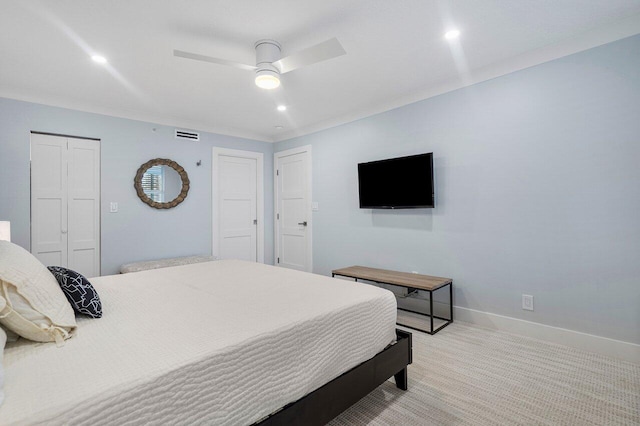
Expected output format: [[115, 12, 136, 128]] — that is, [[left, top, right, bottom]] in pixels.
[[358, 153, 434, 209]]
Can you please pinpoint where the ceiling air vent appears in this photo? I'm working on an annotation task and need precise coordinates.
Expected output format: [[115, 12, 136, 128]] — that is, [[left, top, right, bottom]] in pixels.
[[175, 129, 200, 141]]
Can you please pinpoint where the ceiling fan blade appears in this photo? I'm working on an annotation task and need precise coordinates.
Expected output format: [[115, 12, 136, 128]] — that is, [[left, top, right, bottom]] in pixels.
[[173, 49, 256, 71], [274, 38, 346, 74]]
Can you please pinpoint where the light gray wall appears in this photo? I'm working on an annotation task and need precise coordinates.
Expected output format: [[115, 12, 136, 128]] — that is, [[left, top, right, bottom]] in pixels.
[[276, 35, 640, 344], [0, 98, 274, 275]]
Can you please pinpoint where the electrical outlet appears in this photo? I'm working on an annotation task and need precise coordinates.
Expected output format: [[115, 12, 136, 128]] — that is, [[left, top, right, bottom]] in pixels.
[[110, 202, 118, 213], [522, 294, 534, 311]]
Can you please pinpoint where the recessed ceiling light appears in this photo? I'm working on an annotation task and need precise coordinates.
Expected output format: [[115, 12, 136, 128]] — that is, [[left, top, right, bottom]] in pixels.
[[91, 55, 107, 64], [274, 125, 284, 129], [444, 30, 460, 41], [277, 105, 287, 112]]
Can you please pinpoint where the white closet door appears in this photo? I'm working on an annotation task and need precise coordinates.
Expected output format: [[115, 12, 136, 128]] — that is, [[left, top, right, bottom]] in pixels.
[[218, 155, 257, 261], [31, 134, 100, 277], [68, 138, 100, 277], [31, 134, 69, 267]]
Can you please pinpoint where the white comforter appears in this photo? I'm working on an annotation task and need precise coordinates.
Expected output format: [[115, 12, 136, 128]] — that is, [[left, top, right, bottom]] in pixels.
[[0, 260, 397, 425]]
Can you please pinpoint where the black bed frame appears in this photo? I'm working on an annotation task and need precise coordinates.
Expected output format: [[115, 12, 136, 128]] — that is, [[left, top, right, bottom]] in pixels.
[[254, 329, 412, 426]]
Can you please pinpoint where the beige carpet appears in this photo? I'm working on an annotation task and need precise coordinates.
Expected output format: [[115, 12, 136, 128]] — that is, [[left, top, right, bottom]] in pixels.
[[330, 322, 640, 425]]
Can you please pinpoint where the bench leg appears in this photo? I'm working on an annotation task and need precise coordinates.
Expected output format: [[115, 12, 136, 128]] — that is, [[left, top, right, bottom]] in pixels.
[[394, 367, 408, 390]]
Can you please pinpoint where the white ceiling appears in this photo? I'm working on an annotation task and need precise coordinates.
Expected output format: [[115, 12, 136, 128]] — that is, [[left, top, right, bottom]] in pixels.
[[1, 1, 640, 142]]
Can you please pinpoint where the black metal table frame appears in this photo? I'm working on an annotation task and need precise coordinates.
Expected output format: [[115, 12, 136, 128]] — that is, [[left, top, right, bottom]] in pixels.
[[332, 273, 453, 335]]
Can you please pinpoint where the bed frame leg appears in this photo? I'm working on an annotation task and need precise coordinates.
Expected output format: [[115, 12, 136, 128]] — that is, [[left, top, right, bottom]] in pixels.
[[394, 368, 408, 390]]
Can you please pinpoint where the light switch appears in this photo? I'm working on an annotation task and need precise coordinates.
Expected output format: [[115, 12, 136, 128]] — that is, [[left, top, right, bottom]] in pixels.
[[110, 202, 118, 213], [311, 202, 319, 211]]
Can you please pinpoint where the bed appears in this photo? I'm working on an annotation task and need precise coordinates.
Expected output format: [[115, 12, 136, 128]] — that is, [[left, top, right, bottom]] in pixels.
[[0, 259, 411, 425]]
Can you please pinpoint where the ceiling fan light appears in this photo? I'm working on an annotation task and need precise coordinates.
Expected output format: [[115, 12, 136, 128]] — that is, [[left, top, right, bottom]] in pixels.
[[255, 69, 280, 89]]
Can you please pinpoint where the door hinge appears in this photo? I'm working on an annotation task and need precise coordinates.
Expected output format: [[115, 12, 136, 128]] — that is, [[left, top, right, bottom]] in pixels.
[[277, 213, 279, 220], [253, 219, 257, 225], [277, 169, 279, 176], [277, 257, 280, 263]]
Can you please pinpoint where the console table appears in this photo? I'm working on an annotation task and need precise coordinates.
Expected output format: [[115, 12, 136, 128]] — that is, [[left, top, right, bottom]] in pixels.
[[332, 266, 453, 335]]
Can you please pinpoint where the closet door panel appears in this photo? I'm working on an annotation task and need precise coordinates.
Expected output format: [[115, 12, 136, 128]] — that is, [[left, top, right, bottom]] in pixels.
[[68, 138, 101, 278], [30, 134, 68, 267]]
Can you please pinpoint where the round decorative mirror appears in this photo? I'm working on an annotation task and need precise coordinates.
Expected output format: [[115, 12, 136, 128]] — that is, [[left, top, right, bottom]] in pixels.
[[134, 158, 190, 209]]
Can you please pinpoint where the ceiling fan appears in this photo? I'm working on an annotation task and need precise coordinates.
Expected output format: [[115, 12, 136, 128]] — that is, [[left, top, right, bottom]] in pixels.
[[174, 38, 346, 89]]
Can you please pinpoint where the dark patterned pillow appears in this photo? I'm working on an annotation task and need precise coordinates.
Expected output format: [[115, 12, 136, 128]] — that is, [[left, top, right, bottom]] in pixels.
[[47, 266, 102, 318]]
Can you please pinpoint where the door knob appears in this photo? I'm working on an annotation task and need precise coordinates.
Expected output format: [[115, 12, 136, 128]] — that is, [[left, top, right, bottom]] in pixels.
[[298, 221, 308, 226]]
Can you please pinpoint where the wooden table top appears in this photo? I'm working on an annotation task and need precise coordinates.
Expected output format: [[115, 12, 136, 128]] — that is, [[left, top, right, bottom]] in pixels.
[[332, 265, 452, 291]]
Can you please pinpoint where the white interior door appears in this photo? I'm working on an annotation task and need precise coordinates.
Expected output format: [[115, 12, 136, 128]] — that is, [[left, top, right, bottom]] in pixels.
[[67, 138, 101, 277], [212, 148, 264, 262], [31, 134, 68, 267], [275, 146, 312, 272], [31, 133, 100, 277]]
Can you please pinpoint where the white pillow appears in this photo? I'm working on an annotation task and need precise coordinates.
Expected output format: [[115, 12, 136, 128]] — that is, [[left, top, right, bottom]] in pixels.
[[0, 241, 76, 344], [0, 323, 19, 343]]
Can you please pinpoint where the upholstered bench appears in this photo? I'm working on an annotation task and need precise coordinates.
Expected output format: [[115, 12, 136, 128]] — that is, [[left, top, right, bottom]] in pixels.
[[120, 255, 216, 274]]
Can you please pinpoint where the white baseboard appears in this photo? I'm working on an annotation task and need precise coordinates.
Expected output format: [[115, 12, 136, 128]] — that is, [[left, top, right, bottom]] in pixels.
[[453, 306, 640, 364]]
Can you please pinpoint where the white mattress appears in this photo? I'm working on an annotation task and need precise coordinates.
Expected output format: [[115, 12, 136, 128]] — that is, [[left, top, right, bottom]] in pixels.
[[0, 260, 397, 425]]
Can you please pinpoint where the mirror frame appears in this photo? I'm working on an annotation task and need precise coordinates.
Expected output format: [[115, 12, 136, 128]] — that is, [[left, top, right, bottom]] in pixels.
[[134, 158, 190, 209]]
